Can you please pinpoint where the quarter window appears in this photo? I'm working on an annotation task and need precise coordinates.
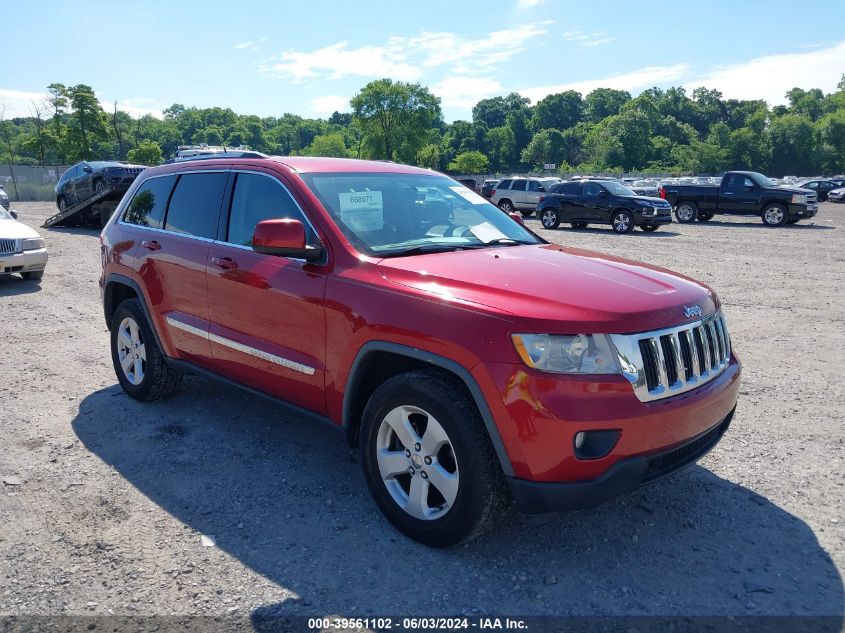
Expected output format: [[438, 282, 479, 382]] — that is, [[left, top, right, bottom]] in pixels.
[[227, 172, 311, 247], [164, 172, 227, 239], [122, 175, 177, 228]]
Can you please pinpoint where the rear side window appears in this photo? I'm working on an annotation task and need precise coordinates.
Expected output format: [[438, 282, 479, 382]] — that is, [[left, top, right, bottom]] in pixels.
[[164, 172, 227, 239], [496, 179, 512, 190], [562, 182, 581, 195], [583, 183, 603, 199], [123, 175, 177, 228], [226, 172, 312, 247], [511, 179, 527, 191]]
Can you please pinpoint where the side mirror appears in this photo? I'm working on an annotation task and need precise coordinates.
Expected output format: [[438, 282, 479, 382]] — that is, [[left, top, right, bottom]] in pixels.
[[10, 210, 17, 219], [508, 212, 524, 225], [82, 166, 93, 173], [252, 218, 323, 261], [598, 190, 609, 198], [538, 186, 546, 192], [745, 184, 755, 190]]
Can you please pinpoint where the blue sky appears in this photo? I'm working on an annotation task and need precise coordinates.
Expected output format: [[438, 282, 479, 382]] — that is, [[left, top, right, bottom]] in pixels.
[[2, 0, 843, 122]]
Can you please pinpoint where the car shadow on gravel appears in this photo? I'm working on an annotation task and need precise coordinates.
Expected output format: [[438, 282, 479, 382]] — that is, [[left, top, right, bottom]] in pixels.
[[696, 220, 835, 230], [0, 275, 42, 295], [72, 380, 843, 622]]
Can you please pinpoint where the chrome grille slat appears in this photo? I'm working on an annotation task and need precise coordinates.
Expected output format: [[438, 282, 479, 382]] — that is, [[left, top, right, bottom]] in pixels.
[[0, 238, 18, 254], [609, 311, 733, 403]]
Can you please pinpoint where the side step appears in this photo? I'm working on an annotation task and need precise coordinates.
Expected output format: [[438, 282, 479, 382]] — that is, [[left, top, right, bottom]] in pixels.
[[42, 186, 117, 228]]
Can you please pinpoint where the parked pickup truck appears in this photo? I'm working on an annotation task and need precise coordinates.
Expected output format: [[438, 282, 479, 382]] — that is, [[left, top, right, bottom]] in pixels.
[[659, 171, 819, 226]]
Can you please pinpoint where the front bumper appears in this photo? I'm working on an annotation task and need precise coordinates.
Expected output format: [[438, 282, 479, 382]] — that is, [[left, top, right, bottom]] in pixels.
[[508, 408, 733, 513], [636, 210, 673, 225], [0, 248, 48, 275], [789, 203, 818, 219]]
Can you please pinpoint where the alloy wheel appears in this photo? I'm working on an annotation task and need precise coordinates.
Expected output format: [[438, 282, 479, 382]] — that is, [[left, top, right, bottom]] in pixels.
[[116, 316, 146, 386], [764, 207, 784, 225], [376, 405, 459, 521], [612, 213, 631, 232]]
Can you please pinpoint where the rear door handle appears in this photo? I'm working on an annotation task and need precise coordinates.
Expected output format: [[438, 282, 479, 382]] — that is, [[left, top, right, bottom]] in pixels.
[[211, 256, 238, 270], [140, 240, 161, 251]]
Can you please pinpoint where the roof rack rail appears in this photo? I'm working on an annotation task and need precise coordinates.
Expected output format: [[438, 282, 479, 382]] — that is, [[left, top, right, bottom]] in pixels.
[[164, 151, 268, 164]]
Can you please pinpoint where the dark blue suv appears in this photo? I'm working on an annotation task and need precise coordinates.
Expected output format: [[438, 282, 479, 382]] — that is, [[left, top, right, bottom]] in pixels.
[[55, 161, 146, 213]]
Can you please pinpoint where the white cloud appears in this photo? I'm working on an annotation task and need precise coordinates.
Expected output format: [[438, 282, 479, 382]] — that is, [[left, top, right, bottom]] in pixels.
[[234, 41, 259, 52], [517, 0, 545, 8], [259, 23, 552, 83], [684, 40, 845, 105], [520, 64, 690, 102], [431, 77, 504, 110], [563, 29, 616, 48], [310, 95, 350, 115], [0, 89, 163, 119]]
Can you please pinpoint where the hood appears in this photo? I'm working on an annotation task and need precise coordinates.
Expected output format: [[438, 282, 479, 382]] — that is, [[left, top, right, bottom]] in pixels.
[[377, 244, 718, 334], [777, 186, 813, 195], [0, 217, 40, 240]]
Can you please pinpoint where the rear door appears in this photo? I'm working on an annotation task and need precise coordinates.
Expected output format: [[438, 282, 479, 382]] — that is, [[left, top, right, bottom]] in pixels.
[[558, 182, 584, 220], [131, 170, 228, 369], [720, 174, 758, 214], [205, 168, 329, 414]]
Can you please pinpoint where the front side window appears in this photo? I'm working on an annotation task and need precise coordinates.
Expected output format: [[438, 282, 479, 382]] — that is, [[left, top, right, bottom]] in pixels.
[[123, 175, 177, 228], [164, 173, 226, 239], [583, 183, 603, 199], [300, 172, 541, 257], [527, 180, 540, 192], [227, 172, 312, 247]]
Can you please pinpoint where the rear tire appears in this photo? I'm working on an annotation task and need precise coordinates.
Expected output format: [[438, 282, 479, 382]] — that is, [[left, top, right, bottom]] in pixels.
[[519, 209, 534, 217], [497, 199, 514, 214], [640, 224, 660, 232], [21, 270, 44, 281], [570, 221, 588, 229], [110, 298, 182, 401], [611, 210, 635, 234], [675, 202, 698, 223], [539, 207, 561, 229], [697, 213, 714, 222], [360, 369, 509, 547], [762, 203, 788, 227]]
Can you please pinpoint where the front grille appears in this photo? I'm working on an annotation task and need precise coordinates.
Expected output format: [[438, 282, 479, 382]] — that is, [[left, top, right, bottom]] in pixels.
[[0, 238, 18, 254], [642, 417, 730, 482], [806, 194, 818, 205], [610, 312, 732, 403]]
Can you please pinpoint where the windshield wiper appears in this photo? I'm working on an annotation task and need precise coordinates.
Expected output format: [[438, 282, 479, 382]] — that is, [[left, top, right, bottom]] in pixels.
[[482, 238, 533, 246], [378, 243, 470, 258]]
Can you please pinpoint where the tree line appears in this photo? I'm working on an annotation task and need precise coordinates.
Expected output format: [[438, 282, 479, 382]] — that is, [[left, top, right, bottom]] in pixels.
[[2, 76, 844, 179]]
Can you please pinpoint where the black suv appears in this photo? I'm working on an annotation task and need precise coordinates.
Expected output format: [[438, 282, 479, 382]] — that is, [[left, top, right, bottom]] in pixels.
[[537, 180, 673, 233], [55, 161, 146, 213], [794, 179, 838, 202]]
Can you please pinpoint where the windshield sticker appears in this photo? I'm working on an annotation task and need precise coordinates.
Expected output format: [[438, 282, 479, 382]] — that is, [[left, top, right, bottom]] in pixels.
[[470, 222, 508, 243], [449, 186, 488, 205], [339, 191, 384, 232]]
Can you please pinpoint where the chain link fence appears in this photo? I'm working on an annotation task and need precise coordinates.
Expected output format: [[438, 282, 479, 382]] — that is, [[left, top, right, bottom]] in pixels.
[[1, 165, 73, 202]]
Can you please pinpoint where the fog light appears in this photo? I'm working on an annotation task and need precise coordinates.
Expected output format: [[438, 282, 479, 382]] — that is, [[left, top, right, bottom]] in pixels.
[[574, 432, 586, 450]]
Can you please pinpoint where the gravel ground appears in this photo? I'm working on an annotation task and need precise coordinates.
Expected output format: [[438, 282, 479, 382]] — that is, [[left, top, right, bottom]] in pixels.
[[0, 202, 842, 623]]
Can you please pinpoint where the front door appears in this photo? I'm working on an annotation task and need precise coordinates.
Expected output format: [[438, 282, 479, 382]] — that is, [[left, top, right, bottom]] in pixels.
[[206, 169, 329, 414], [74, 163, 94, 204], [720, 174, 759, 214], [510, 179, 528, 209], [581, 182, 610, 222]]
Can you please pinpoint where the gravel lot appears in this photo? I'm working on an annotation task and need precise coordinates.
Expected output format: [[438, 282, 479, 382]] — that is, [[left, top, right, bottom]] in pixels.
[[1, 202, 842, 624]]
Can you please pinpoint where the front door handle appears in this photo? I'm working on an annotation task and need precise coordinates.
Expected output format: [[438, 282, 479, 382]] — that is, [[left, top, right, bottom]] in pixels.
[[211, 256, 238, 270], [140, 240, 161, 251]]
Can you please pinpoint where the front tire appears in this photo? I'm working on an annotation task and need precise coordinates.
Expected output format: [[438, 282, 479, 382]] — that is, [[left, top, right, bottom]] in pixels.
[[762, 203, 788, 227], [21, 270, 44, 281], [94, 178, 107, 194], [110, 298, 182, 401], [539, 207, 561, 229], [675, 202, 698, 223], [360, 370, 508, 547], [57, 196, 67, 213], [611, 210, 635, 234]]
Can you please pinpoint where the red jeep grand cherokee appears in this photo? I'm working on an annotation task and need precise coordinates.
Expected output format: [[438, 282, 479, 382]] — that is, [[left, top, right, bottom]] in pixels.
[[99, 155, 740, 546]]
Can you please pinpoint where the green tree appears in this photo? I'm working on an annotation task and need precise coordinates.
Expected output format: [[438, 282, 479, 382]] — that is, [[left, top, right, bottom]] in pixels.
[[768, 114, 817, 176], [351, 79, 441, 162], [533, 91, 582, 131], [485, 126, 515, 172], [448, 150, 489, 173], [817, 109, 845, 173], [65, 84, 109, 159], [583, 88, 630, 123], [416, 143, 442, 169], [305, 132, 349, 157], [127, 140, 163, 165]]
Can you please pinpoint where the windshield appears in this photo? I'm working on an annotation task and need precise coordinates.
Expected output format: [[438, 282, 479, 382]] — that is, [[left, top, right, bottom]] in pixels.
[[601, 181, 637, 196], [633, 180, 655, 187], [300, 173, 541, 257], [747, 172, 776, 188]]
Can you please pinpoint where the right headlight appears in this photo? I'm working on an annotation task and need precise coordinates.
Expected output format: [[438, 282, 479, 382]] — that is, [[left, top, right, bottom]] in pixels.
[[791, 194, 807, 204], [511, 333, 620, 375], [21, 237, 45, 251]]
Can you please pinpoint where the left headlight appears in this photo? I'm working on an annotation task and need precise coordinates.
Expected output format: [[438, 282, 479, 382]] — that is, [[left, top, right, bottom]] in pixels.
[[22, 237, 45, 251], [511, 333, 620, 375]]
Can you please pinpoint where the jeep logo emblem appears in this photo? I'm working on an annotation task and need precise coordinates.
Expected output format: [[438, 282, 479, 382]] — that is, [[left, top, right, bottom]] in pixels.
[[684, 305, 702, 318]]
